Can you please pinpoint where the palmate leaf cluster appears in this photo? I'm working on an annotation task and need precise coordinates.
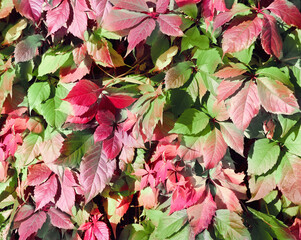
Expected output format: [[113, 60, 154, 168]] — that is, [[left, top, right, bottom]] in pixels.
[[1, 0, 301, 239]]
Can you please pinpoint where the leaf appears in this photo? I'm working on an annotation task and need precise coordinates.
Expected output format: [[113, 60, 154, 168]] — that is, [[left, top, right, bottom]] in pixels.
[[157, 14, 184, 36], [2, 19, 27, 45], [28, 82, 51, 111], [114, 0, 149, 12], [0, 0, 14, 19], [48, 207, 74, 229], [202, 128, 228, 169], [27, 163, 52, 186], [222, 17, 263, 53], [46, 0, 70, 34], [284, 124, 301, 156], [14, 34, 43, 63], [56, 181, 75, 215], [106, 94, 137, 109], [267, 0, 301, 29], [103, 133, 123, 159], [18, 211, 47, 240], [193, 48, 222, 74], [14, 204, 34, 222], [214, 210, 250, 240], [153, 46, 178, 72], [13, 0, 44, 22], [165, 61, 193, 90], [214, 184, 242, 212], [181, 27, 209, 51], [278, 153, 301, 205], [93, 221, 110, 240], [40, 131, 64, 163], [248, 139, 280, 175], [156, 0, 170, 14], [229, 81, 260, 130], [187, 191, 216, 237], [217, 80, 243, 102], [248, 174, 276, 202], [261, 14, 283, 58], [63, 80, 101, 106], [170, 108, 209, 135], [256, 67, 291, 88], [79, 142, 116, 203], [58, 130, 94, 167], [214, 63, 247, 79], [38, 50, 72, 76], [34, 174, 58, 211], [156, 210, 187, 239], [257, 77, 299, 115], [248, 207, 293, 239], [219, 122, 244, 156], [102, 9, 148, 31]]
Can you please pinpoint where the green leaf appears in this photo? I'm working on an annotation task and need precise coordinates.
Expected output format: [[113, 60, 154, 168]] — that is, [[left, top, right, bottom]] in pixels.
[[57, 130, 94, 167], [41, 96, 67, 128], [248, 207, 293, 240], [180, 4, 198, 18], [153, 46, 178, 72], [193, 48, 222, 74], [2, 19, 27, 45], [165, 61, 193, 90], [169, 89, 193, 116], [248, 139, 280, 175], [214, 210, 251, 240], [256, 67, 292, 88], [28, 82, 50, 111], [170, 108, 209, 135], [284, 123, 301, 156], [156, 210, 187, 239], [181, 27, 209, 51], [150, 32, 170, 64], [167, 223, 190, 239], [38, 50, 72, 77], [278, 114, 300, 138], [230, 44, 254, 65]]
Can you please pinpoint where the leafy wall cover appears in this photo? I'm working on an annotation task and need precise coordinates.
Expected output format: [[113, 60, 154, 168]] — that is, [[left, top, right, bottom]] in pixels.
[[1, 0, 301, 239]]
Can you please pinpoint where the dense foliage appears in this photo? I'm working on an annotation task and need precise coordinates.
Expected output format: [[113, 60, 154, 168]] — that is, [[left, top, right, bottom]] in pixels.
[[1, 0, 301, 239]]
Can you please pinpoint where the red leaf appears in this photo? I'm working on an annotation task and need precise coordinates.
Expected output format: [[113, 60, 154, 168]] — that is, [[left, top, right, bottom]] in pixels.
[[14, 204, 34, 222], [156, 0, 169, 14], [88, 0, 111, 25], [95, 109, 115, 125], [157, 14, 183, 36], [46, 0, 70, 34], [202, 0, 227, 22], [175, 0, 200, 7], [106, 94, 137, 109], [18, 211, 47, 240], [34, 174, 58, 211], [114, 0, 149, 12], [94, 124, 113, 142], [127, 18, 156, 55], [257, 78, 299, 114], [219, 122, 244, 156], [48, 207, 74, 229], [202, 128, 227, 169], [217, 80, 243, 102], [93, 221, 110, 240], [229, 81, 260, 130], [289, 218, 301, 240], [69, 0, 89, 39], [56, 183, 75, 215], [261, 14, 283, 58], [222, 16, 263, 53], [214, 65, 247, 79], [63, 80, 101, 106], [103, 133, 123, 159], [27, 163, 52, 186], [102, 9, 148, 31], [214, 184, 242, 212], [79, 142, 116, 203], [14, 0, 43, 22], [267, 0, 301, 29], [187, 190, 216, 237]]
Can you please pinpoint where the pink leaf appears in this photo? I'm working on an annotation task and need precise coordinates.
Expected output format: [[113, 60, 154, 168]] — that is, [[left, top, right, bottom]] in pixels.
[[261, 14, 282, 58], [217, 80, 243, 102], [157, 14, 183, 36], [56, 183, 75, 215], [14, 204, 34, 222], [79, 142, 116, 203], [46, 0, 70, 34], [63, 80, 101, 106], [18, 211, 47, 240], [257, 77, 299, 114], [202, 128, 227, 169], [175, 0, 200, 7], [229, 81, 260, 130], [103, 133, 123, 159], [0, 0, 14, 19], [88, 0, 111, 25], [94, 124, 113, 142], [222, 16, 263, 53], [267, 0, 301, 29], [214, 65, 247, 79], [114, 0, 149, 12], [34, 174, 58, 211], [248, 174, 276, 202], [102, 9, 148, 31], [95, 109, 115, 125], [156, 0, 170, 14], [187, 191, 216, 237], [48, 207, 74, 229], [106, 94, 137, 109], [127, 18, 156, 55], [214, 184, 242, 212], [69, 0, 88, 39], [93, 221, 110, 240], [219, 122, 244, 156], [27, 163, 52, 186], [40, 132, 64, 163], [13, 0, 43, 22]]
